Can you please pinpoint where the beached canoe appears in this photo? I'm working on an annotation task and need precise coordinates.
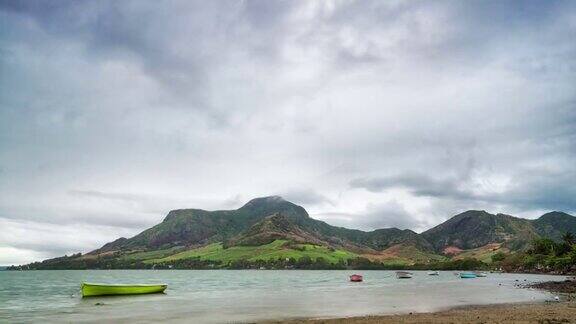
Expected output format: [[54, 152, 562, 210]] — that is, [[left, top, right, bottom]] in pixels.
[[81, 282, 167, 297]]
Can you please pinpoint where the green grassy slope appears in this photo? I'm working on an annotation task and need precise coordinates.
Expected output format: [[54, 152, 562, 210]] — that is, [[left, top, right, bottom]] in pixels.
[[387, 244, 448, 264], [453, 243, 509, 263], [147, 240, 358, 265], [362, 243, 448, 265], [119, 247, 184, 261]]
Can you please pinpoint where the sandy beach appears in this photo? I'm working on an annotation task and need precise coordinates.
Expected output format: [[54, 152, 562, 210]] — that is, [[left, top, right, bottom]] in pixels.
[[273, 302, 576, 323], [273, 280, 576, 324]]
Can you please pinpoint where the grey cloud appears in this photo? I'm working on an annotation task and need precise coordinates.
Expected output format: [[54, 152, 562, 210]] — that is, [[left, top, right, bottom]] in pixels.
[[280, 188, 334, 207], [3, 241, 78, 256], [362, 201, 424, 231], [496, 170, 576, 212], [0, 190, 185, 229], [351, 168, 576, 214], [0, 218, 139, 260], [315, 200, 423, 232], [68, 190, 152, 203], [351, 174, 460, 197], [220, 194, 244, 209], [0, 208, 155, 230], [1, 1, 576, 264]]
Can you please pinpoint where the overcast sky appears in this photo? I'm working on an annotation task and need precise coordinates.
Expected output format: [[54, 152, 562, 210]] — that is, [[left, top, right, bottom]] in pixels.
[[1, 0, 575, 265]]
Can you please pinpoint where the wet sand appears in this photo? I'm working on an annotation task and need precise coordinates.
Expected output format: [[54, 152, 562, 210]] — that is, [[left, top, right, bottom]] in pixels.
[[527, 279, 576, 295], [274, 279, 576, 324], [274, 302, 576, 323]]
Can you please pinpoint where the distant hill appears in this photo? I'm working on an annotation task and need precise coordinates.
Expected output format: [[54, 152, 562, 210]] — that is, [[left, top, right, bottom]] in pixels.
[[11, 196, 576, 270], [225, 213, 334, 247], [421, 210, 576, 254], [92, 196, 431, 256], [92, 196, 308, 253], [533, 211, 576, 242], [421, 210, 539, 253]]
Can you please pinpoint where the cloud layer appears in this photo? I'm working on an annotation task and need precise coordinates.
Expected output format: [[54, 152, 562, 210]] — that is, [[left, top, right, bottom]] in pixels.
[[1, 0, 575, 264]]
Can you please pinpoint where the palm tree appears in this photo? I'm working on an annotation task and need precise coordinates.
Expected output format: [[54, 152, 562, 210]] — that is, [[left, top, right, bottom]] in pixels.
[[562, 232, 575, 245]]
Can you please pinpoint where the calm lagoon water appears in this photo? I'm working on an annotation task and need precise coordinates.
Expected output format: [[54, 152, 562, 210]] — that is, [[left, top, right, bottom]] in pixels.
[[0, 270, 564, 323]]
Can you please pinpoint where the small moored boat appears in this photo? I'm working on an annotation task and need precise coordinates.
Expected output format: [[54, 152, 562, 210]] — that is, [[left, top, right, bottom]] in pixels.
[[460, 272, 477, 279], [427, 271, 439, 276], [81, 282, 167, 297], [474, 271, 488, 277], [396, 271, 413, 279], [350, 274, 363, 282]]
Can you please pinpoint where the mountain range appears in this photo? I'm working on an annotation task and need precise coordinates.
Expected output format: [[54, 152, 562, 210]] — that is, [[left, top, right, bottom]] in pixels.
[[16, 196, 576, 269]]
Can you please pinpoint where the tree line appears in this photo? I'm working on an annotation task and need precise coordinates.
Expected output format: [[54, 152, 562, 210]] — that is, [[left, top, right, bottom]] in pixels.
[[8, 233, 575, 273], [491, 232, 576, 274]]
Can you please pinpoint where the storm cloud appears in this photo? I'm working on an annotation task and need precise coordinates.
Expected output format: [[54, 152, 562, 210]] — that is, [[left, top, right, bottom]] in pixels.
[[1, 0, 575, 264]]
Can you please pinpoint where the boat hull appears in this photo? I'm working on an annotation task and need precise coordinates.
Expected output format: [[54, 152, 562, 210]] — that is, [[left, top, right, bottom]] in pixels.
[[396, 271, 413, 279], [350, 274, 363, 282], [81, 283, 167, 297], [460, 273, 477, 279]]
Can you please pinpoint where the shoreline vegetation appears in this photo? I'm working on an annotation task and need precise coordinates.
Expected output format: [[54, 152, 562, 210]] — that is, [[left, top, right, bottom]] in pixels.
[[272, 280, 576, 324], [8, 236, 576, 275]]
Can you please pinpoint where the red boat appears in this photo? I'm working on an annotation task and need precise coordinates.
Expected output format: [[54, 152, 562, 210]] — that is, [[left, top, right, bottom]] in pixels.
[[350, 274, 363, 282]]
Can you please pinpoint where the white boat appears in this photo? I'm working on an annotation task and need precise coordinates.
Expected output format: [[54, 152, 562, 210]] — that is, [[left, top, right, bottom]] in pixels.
[[427, 271, 439, 276], [396, 271, 413, 279]]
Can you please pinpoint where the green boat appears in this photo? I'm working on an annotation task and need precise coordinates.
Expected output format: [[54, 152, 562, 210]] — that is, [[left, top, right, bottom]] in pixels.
[[81, 282, 167, 297]]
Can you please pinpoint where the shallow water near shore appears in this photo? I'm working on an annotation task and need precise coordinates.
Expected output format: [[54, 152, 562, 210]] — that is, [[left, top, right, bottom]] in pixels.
[[0, 270, 565, 323]]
